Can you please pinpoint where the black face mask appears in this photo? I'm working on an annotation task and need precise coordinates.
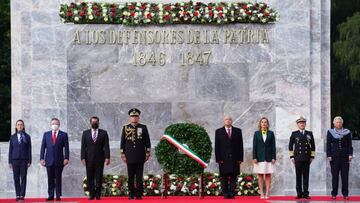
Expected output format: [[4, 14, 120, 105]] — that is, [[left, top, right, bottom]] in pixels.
[[91, 123, 99, 129]]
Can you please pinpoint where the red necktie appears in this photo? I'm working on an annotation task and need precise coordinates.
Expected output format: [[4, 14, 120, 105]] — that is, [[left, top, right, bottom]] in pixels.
[[227, 128, 231, 140], [52, 131, 57, 144]]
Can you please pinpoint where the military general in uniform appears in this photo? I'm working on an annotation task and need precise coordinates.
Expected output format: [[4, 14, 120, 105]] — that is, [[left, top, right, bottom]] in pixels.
[[288, 116, 315, 199], [120, 108, 151, 200]]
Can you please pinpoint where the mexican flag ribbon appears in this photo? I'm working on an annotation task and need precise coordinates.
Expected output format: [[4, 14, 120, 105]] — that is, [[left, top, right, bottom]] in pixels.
[[162, 134, 208, 168]]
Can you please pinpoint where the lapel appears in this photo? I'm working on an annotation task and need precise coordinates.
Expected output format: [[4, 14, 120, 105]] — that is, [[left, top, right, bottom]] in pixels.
[[260, 131, 269, 144]]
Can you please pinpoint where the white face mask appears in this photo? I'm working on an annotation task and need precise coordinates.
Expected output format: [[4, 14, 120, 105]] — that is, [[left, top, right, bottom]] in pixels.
[[51, 124, 59, 131]]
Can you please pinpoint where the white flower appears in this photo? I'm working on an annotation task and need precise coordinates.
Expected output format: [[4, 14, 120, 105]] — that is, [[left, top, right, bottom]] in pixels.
[[136, 2, 141, 6], [172, 13, 176, 17], [230, 17, 235, 21], [143, 175, 149, 180], [74, 10, 78, 15], [180, 2, 184, 6], [85, 191, 89, 196], [76, 2, 80, 6], [258, 13, 263, 18], [87, 11, 92, 15], [60, 11, 64, 15], [251, 17, 255, 21], [215, 191, 219, 196], [207, 191, 210, 194], [74, 16, 79, 21], [247, 4, 253, 8], [88, 15, 94, 20], [158, 3, 163, 8], [113, 175, 118, 179], [159, 11, 163, 16], [156, 175, 161, 179], [102, 8, 107, 13], [112, 192, 117, 195], [262, 18, 267, 23], [83, 184, 87, 188], [111, 188, 116, 192], [155, 190, 159, 194], [104, 17, 108, 22], [119, 4, 125, 9]]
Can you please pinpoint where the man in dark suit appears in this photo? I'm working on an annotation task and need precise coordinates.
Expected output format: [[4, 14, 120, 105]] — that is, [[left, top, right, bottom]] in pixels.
[[289, 116, 315, 199], [40, 118, 69, 201], [81, 116, 110, 200], [215, 115, 243, 199], [8, 119, 32, 201], [120, 108, 151, 200]]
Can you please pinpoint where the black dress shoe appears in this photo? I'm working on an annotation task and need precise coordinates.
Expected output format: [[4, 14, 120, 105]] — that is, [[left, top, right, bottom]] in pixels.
[[20, 196, 25, 200], [331, 196, 336, 200], [344, 196, 349, 200], [56, 197, 61, 201], [15, 197, 20, 201], [46, 196, 54, 201], [304, 195, 311, 199], [295, 195, 302, 199], [88, 196, 95, 200], [136, 195, 143, 200], [96, 195, 101, 200], [129, 195, 135, 200]]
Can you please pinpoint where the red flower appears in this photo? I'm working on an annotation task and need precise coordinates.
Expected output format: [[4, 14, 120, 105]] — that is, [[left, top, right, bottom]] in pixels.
[[69, 2, 74, 8], [246, 176, 253, 181], [80, 11, 85, 17], [209, 11, 213, 16], [246, 11, 251, 15], [164, 14, 171, 21], [67, 11, 72, 17], [210, 183, 217, 189], [207, 176, 213, 181], [177, 177, 183, 181], [141, 4, 147, 10], [130, 12, 135, 17], [216, 6, 223, 11], [194, 11, 199, 17], [264, 12, 270, 17], [93, 5, 98, 10], [191, 184, 197, 190], [246, 184, 252, 188], [129, 4, 135, 10], [95, 10, 100, 16], [177, 183, 183, 188], [242, 5, 247, 10], [165, 5, 171, 11], [154, 6, 159, 11], [146, 13, 152, 19], [151, 183, 157, 188], [208, 5, 213, 10], [195, 6, 200, 10], [111, 7, 116, 12], [111, 12, 116, 17], [218, 12, 223, 17]]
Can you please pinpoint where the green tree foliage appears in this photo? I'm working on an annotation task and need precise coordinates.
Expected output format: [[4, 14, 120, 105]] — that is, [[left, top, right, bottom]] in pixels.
[[0, 0, 11, 141], [331, 0, 360, 139]]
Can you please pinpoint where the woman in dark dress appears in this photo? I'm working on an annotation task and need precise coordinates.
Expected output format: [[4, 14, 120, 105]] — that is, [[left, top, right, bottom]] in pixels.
[[327, 116, 353, 200], [8, 119, 32, 201]]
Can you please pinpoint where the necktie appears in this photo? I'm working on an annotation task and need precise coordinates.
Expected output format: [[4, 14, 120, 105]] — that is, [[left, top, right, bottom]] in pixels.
[[92, 131, 97, 143], [227, 128, 231, 140], [52, 131, 57, 144]]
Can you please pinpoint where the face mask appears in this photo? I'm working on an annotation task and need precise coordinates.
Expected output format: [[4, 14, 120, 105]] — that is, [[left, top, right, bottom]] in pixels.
[[51, 124, 59, 131], [91, 123, 99, 129]]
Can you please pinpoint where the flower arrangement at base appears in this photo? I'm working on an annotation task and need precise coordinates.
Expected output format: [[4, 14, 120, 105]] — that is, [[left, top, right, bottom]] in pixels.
[[83, 173, 259, 196], [60, 1, 279, 25]]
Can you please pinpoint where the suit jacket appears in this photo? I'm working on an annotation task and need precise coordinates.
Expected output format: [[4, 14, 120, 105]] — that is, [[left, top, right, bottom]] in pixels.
[[8, 132, 32, 164], [252, 130, 276, 162], [289, 130, 315, 161], [81, 129, 110, 165], [326, 130, 353, 159], [215, 126, 243, 175], [120, 123, 151, 163], [40, 130, 69, 167]]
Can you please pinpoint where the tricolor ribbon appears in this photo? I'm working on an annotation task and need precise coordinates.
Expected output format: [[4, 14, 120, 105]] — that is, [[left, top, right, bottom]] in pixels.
[[162, 134, 208, 168]]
